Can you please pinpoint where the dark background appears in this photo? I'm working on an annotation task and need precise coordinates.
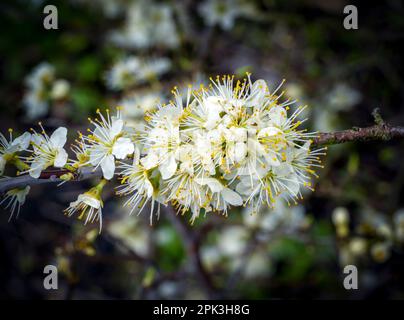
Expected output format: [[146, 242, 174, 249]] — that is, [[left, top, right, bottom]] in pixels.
[[1, 0, 404, 299]]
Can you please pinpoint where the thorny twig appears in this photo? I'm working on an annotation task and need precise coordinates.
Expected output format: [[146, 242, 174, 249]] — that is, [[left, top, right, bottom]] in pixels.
[[313, 124, 404, 146]]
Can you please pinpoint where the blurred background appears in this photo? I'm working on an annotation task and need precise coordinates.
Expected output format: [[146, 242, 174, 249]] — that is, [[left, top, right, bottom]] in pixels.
[[1, 0, 404, 299]]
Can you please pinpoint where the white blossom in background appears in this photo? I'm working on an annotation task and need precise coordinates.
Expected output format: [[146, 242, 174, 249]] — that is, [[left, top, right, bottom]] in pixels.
[[325, 83, 362, 111], [0, 130, 31, 176], [23, 63, 54, 120], [243, 200, 309, 237], [0, 186, 30, 221], [108, 215, 151, 256], [109, 1, 179, 49], [24, 126, 68, 178], [333, 207, 400, 266], [217, 226, 248, 257], [23, 86, 49, 120], [118, 91, 163, 130], [243, 252, 271, 279], [371, 242, 391, 263], [106, 56, 171, 90], [25, 62, 55, 89], [312, 83, 362, 132], [200, 245, 222, 271], [50, 79, 71, 100], [358, 210, 393, 240], [137, 57, 171, 83], [23, 62, 70, 120], [105, 57, 141, 90], [198, 0, 257, 30]]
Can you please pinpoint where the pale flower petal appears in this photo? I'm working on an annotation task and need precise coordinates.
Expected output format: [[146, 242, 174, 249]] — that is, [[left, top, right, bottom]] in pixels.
[[29, 158, 47, 178], [50, 127, 67, 148], [79, 194, 101, 209], [12, 132, 31, 150], [109, 119, 124, 139], [159, 154, 177, 180], [258, 126, 282, 138], [196, 177, 224, 193], [0, 156, 6, 176], [222, 188, 243, 206], [112, 137, 134, 159], [101, 154, 116, 180], [54, 148, 68, 167], [140, 151, 159, 169]]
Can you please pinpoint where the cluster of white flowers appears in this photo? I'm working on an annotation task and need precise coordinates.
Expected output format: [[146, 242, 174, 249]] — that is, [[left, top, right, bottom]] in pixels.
[[109, 1, 179, 49], [113, 74, 325, 224], [106, 56, 171, 90], [200, 201, 309, 278], [198, 0, 257, 30], [2, 73, 325, 232], [23, 62, 70, 120], [332, 207, 404, 265]]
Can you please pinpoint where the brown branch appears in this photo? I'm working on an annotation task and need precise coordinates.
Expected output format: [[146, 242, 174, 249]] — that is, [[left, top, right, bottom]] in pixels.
[[0, 167, 102, 194], [313, 123, 404, 147]]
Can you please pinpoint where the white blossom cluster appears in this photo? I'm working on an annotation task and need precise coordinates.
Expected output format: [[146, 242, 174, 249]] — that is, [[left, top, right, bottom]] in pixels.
[[109, 1, 179, 49], [198, 0, 258, 30], [1, 74, 325, 231], [332, 207, 404, 265], [23, 62, 70, 120], [106, 56, 171, 90], [114, 74, 325, 224]]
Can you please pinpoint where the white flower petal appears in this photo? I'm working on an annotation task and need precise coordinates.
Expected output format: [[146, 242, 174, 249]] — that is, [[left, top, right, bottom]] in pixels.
[[79, 194, 101, 209], [29, 158, 47, 178], [54, 148, 68, 167], [16, 186, 30, 204], [12, 132, 31, 150], [101, 154, 116, 180], [258, 126, 282, 138], [267, 107, 287, 127], [110, 119, 124, 139], [0, 156, 6, 176], [50, 127, 67, 148], [133, 146, 140, 165], [222, 188, 243, 206], [233, 142, 247, 162], [195, 178, 224, 193], [145, 180, 154, 198], [31, 134, 45, 152], [236, 180, 257, 196], [159, 154, 177, 179], [246, 79, 268, 108], [140, 151, 159, 169], [112, 137, 134, 159]]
